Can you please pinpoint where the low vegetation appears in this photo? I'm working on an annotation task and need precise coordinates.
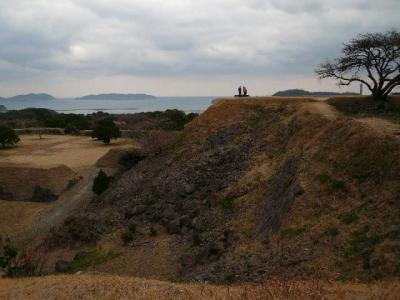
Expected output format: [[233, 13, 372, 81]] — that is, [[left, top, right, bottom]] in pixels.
[[92, 118, 121, 144], [92, 170, 114, 195], [0, 125, 20, 148], [0, 239, 36, 278]]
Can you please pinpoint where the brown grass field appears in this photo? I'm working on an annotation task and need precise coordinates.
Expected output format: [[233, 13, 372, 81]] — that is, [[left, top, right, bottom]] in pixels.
[[0, 134, 136, 244], [0, 274, 399, 299], [0, 134, 135, 171]]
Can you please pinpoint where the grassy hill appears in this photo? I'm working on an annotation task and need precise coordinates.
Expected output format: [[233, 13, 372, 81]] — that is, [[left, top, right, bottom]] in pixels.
[[37, 97, 400, 284]]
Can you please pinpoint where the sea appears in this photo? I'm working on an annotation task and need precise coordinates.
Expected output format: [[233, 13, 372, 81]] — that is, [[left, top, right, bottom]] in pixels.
[[0, 96, 217, 114]]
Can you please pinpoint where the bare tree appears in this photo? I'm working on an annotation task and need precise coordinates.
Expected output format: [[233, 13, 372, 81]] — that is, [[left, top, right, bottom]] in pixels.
[[316, 30, 400, 101]]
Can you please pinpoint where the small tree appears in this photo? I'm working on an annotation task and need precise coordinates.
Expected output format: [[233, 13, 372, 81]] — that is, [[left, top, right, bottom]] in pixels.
[[92, 170, 113, 195], [316, 30, 400, 101], [0, 126, 20, 148], [92, 118, 121, 144]]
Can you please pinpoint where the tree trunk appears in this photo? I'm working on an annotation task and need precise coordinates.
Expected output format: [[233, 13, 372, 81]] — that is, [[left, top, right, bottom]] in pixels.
[[372, 89, 387, 101]]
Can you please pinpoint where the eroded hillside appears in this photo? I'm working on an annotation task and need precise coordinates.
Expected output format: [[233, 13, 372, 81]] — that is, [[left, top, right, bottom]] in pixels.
[[43, 98, 400, 283]]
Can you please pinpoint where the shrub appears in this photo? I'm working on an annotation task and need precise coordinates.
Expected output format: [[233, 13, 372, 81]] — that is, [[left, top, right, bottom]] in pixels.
[[92, 118, 121, 144], [31, 185, 58, 202], [121, 223, 137, 244], [0, 239, 36, 278], [220, 197, 235, 210], [0, 126, 20, 148], [64, 123, 80, 135], [92, 170, 113, 195], [150, 226, 157, 236], [119, 151, 146, 170]]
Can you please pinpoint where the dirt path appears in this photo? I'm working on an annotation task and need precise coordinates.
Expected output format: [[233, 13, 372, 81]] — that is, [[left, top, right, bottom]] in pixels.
[[29, 167, 99, 243], [304, 101, 339, 120], [305, 101, 400, 138]]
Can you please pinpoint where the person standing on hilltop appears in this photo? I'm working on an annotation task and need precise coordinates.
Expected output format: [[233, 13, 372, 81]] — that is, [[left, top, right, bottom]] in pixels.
[[243, 86, 248, 96], [238, 86, 242, 97]]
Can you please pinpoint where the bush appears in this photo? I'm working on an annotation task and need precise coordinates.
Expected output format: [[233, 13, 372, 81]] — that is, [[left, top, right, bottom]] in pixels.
[[119, 151, 146, 170], [92, 118, 121, 144], [92, 170, 114, 195], [150, 226, 158, 236], [0, 239, 36, 278], [31, 185, 58, 202], [121, 230, 134, 244], [220, 197, 235, 210], [121, 223, 137, 244], [0, 125, 20, 148], [64, 124, 80, 135]]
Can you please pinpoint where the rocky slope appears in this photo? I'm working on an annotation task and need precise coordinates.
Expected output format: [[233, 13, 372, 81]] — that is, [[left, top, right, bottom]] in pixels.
[[44, 98, 400, 283]]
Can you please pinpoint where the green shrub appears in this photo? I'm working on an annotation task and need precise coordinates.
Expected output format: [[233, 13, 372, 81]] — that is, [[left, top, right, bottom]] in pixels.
[[121, 223, 137, 244], [339, 212, 359, 224], [0, 239, 36, 278], [92, 170, 114, 195], [0, 126, 20, 148], [121, 230, 134, 244], [92, 118, 121, 144], [119, 151, 146, 170], [150, 226, 157, 236], [220, 197, 235, 210]]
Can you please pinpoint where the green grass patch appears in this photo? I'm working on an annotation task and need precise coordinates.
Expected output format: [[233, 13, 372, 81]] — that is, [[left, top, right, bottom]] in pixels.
[[71, 249, 120, 271]]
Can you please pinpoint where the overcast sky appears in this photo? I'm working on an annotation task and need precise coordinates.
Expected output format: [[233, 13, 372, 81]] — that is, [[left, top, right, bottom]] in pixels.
[[0, 0, 399, 97]]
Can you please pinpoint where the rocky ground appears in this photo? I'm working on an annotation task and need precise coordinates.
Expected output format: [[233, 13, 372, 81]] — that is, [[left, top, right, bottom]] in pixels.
[[32, 97, 400, 284]]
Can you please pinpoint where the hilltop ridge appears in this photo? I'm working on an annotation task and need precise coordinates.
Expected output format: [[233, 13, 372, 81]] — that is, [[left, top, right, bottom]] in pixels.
[[37, 96, 400, 284]]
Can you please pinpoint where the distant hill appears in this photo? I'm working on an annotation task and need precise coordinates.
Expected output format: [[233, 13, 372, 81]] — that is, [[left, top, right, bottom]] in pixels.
[[75, 93, 156, 100], [0, 104, 6, 112], [273, 89, 358, 97], [5, 93, 55, 101]]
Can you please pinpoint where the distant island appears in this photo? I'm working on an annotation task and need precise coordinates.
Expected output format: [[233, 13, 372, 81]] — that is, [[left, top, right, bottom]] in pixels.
[[75, 93, 156, 100], [273, 89, 359, 97], [1, 93, 56, 101]]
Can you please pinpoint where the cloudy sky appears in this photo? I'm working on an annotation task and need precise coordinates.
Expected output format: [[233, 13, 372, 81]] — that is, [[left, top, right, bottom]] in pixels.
[[0, 0, 399, 97]]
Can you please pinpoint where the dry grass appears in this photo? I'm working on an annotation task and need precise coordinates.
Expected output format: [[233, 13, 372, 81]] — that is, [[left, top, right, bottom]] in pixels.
[[0, 274, 399, 300], [0, 135, 134, 171]]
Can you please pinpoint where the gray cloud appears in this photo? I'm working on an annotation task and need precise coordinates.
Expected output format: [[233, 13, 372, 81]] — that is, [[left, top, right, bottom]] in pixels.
[[0, 0, 399, 95]]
